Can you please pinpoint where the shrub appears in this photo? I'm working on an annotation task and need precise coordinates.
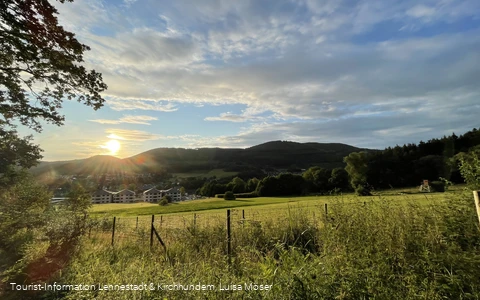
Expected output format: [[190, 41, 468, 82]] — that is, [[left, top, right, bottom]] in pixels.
[[159, 197, 168, 206], [355, 185, 371, 196], [430, 180, 445, 192], [224, 191, 236, 200], [233, 192, 258, 198]]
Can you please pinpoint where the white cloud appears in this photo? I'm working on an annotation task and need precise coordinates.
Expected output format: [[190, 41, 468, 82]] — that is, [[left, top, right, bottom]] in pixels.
[[107, 100, 178, 112], [105, 129, 164, 141], [89, 115, 158, 125], [406, 5, 437, 18]]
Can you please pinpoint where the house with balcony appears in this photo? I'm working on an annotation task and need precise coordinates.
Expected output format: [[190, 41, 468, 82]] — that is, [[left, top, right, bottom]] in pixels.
[[91, 189, 114, 204], [143, 187, 164, 203], [112, 189, 135, 203], [165, 187, 181, 202]]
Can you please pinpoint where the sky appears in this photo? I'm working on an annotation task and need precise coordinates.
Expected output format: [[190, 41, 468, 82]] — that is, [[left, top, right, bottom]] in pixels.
[[24, 0, 480, 161]]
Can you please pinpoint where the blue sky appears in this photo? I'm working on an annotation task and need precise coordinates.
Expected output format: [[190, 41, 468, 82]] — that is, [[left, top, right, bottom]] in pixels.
[[27, 0, 480, 160]]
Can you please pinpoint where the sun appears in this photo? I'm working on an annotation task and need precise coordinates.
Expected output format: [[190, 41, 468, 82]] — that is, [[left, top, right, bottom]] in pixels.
[[105, 139, 121, 155]]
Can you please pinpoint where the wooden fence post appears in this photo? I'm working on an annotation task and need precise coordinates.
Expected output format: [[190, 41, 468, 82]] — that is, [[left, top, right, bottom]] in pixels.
[[227, 209, 231, 265], [324, 203, 328, 216], [150, 215, 154, 248], [242, 209, 245, 227], [474, 191, 480, 227], [111, 216, 116, 246], [160, 215, 163, 227], [136, 216, 138, 230]]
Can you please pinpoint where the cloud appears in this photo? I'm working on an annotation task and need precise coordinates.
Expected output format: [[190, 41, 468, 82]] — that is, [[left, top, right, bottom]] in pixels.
[[406, 5, 437, 18], [204, 112, 260, 122], [89, 115, 158, 125], [107, 99, 178, 112], [105, 129, 164, 141], [45, 0, 480, 155]]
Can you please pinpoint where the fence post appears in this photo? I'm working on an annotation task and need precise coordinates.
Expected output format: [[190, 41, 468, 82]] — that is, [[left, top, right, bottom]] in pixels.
[[242, 209, 245, 227], [474, 191, 480, 227], [150, 215, 155, 248], [160, 215, 163, 227], [227, 209, 231, 265], [111, 216, 116, 246], [324, 203, 328, 216], [136, 216, 138, 230]]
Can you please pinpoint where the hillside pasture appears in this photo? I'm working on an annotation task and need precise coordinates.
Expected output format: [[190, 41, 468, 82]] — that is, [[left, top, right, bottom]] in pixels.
[[90, 189, 453, 217]]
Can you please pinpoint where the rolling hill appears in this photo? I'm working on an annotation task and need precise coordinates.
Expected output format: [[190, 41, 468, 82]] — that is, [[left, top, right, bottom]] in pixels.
[[30, 141, 372, 177]]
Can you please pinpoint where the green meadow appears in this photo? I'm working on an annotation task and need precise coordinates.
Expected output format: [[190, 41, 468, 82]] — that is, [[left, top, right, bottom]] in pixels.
[[90, 188, 455, 218]]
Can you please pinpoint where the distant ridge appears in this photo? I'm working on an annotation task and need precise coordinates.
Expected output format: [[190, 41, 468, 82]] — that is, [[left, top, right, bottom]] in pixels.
[[30, 141, 372, 176]]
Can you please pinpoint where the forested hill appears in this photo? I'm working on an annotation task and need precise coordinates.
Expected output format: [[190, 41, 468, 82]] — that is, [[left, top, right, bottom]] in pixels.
[[351, 128, 480, 189], [30, 141, 369, 176]]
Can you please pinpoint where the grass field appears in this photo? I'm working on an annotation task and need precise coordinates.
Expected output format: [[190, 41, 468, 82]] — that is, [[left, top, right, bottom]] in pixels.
[[172, 168, 238, 179], [90, 185, 462, 218], [48, 186, 480, 300]]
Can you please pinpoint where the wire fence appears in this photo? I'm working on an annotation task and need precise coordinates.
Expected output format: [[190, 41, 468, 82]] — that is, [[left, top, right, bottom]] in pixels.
[[87, 199, 393, 250]]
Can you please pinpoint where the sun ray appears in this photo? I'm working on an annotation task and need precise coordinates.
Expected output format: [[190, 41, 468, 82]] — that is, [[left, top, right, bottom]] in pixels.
[[105, 139, 121, 155]]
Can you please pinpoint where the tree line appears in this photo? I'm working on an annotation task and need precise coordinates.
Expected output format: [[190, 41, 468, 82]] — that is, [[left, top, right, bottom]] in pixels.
[[197, 128, 480, 197]]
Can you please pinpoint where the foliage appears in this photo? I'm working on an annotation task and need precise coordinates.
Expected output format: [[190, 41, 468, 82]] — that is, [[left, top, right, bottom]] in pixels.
[[159, 198, 168, 206], [0, 175, 89, 288], [256, 173, 305, 196], [429, 180, 446, 192], [0, 0, 107, 189], [223, 191, 236, 200], [179, 186, 186, 196], [0, 0, 107, 132], [227, 177, 246, 194], [344, 152, 371, 195], [458, 151, 480, 190], [246, 177, 260, 192], [65, 183, 92, 213], [302, 166, 331, 192]]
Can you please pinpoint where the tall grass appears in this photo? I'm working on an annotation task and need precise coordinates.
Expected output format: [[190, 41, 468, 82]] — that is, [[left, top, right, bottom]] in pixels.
[[33, 191, 480, 299]]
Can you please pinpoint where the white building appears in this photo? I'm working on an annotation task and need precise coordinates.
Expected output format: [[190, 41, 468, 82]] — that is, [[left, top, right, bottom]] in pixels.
[[112, 189, 135, 203], [143, 188, 164, 203], [165, 187, 181, 202], [91, 189, 113, 204]]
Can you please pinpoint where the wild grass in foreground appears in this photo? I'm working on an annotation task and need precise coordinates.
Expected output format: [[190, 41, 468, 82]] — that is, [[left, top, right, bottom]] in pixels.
[[21, 191, 480, 299]]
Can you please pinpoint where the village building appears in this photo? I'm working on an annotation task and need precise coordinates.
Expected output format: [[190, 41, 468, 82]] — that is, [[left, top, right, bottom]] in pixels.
[[112, 189, 136, 203], [91, 189, 114, 204], [165, 187, 181, 202], [143, 187, 164, 203]]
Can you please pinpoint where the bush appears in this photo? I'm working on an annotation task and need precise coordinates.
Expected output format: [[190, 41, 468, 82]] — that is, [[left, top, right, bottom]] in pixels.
[[233, 192, 258, 198], [224, 191, 236, 200], [355, 185, 371, 196], [430, 181, 445, 192], [159, 197, 168, 206]]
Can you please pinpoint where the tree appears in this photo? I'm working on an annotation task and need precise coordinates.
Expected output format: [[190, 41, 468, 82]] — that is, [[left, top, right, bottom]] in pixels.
[[229, 177, 246, 194], [0, 0, 107, 176], [246, 177, 260, 192], [458, 149, 480, 190], [65, 183, 91, 213], [224, 191, 236, 200], [179, 186, 186, 196], [303, 166, 331, 193], [344, 152, 371, 195], [328, 168, 349, 191], [0, 130, 42, 186]]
